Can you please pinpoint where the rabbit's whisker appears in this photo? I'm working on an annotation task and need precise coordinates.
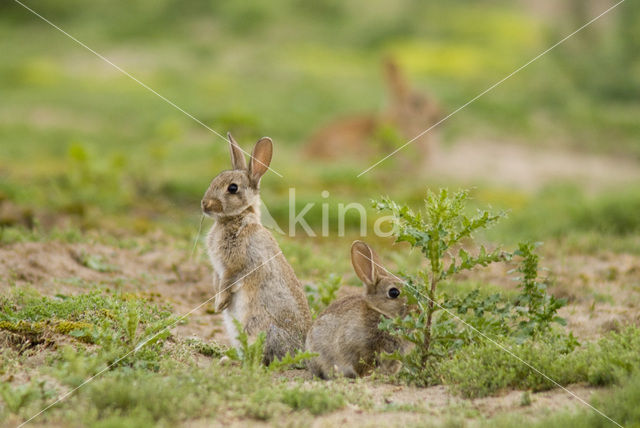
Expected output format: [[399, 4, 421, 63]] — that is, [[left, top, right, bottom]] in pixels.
[[190, 214, 205, 261]]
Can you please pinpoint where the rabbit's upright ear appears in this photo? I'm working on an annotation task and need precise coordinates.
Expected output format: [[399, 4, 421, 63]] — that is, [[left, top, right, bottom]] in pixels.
[[228, 132, 247, 170], [249, 137, 273, 184], [351, 241, 383, 291], [383, 57, 409, 101]]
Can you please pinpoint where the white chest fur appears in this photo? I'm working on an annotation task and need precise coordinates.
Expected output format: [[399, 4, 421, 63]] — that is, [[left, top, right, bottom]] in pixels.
[[209, 255, 225, 281], [207, 223, 252, 350], [207, 227, 225, 277], [222, 286, 246, 349]]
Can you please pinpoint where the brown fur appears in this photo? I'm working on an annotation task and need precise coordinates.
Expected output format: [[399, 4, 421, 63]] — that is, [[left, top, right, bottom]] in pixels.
[[305, 241, 407, 379], [304, 58, 444, 166], [202, 134, 312, 364]]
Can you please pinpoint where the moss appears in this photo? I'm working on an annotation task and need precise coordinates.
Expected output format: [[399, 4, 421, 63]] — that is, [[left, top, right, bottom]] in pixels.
[[0, 320, 94, 343], [53, 320, 93, 334], [53, 320, 95, 343], [0, 320, 45, 336], [100, 308, 117, 320], [0, 320, 47, 348]]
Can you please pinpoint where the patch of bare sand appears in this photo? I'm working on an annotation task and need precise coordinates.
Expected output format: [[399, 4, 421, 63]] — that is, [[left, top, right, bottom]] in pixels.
[[0, 241, 226, 344], [428, 139, 640, 190], [311, 383, 597, 427]]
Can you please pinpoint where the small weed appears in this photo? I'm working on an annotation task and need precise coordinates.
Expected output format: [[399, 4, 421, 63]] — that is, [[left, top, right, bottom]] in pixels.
[[225, 320, 315, 371], [268, 349, 318, 372], [510, 242, 567, 338], [225, 320, 267, 370], [72, 250, 120, 273], [305, 273, 342, 317], [0, 380, 48, 415]]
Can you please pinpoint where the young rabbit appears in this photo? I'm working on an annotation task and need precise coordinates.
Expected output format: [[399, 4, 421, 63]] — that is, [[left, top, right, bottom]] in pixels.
[[306, 241, 408, 379], [304, 57, 443, 167], [202, 133, 312, 364]]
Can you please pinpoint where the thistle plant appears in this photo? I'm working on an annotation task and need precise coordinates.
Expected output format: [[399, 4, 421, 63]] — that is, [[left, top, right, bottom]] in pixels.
[[373, 189, 567, 384], [511, 242, 567, 338]]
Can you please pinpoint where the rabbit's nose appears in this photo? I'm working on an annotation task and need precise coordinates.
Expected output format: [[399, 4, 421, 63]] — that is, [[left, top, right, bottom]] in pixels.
[[202, 198, 222, 213]]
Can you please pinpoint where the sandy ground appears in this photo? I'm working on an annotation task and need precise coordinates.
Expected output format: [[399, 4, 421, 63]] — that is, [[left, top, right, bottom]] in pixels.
[[0, 240, 225, 341], [2, 239, 638, 426]]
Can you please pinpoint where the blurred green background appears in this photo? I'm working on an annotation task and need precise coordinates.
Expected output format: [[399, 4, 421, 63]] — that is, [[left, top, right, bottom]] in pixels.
[[1, 0, 640, 251]]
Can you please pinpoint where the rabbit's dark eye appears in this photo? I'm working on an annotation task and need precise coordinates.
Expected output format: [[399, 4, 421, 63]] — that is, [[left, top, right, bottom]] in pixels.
[[227, 183, 238, 194], [388, 288, 400, 299]]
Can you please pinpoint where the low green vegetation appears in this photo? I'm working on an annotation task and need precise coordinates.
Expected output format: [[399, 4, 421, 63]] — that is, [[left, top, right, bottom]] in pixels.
[[280, 386, 346, 416], [0, 288, 178, 369], [0, 288, 368, 425], [5, 358, 358, 426], [441, 327, 640, 398], [490, 184, 640, 247], [225, 319, 315, 371]]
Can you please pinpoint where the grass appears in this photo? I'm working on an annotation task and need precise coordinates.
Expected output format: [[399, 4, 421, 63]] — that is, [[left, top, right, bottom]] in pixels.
[[0, 287, 367, 425], [0, 288, 178, 371], [487, 184, 640, 247], [439, 327, 640, 398], [1, 360, 354, 426], [280, 386, 346, 416]]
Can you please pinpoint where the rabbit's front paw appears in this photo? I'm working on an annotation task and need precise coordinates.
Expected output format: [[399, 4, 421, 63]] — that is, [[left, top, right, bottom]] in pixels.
[[214, 290, 232, 312]]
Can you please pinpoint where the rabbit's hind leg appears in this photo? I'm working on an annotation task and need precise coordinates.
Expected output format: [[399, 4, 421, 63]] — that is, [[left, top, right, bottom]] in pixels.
[[262, 324, 302, 365], [338, 365, 358, 378]]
